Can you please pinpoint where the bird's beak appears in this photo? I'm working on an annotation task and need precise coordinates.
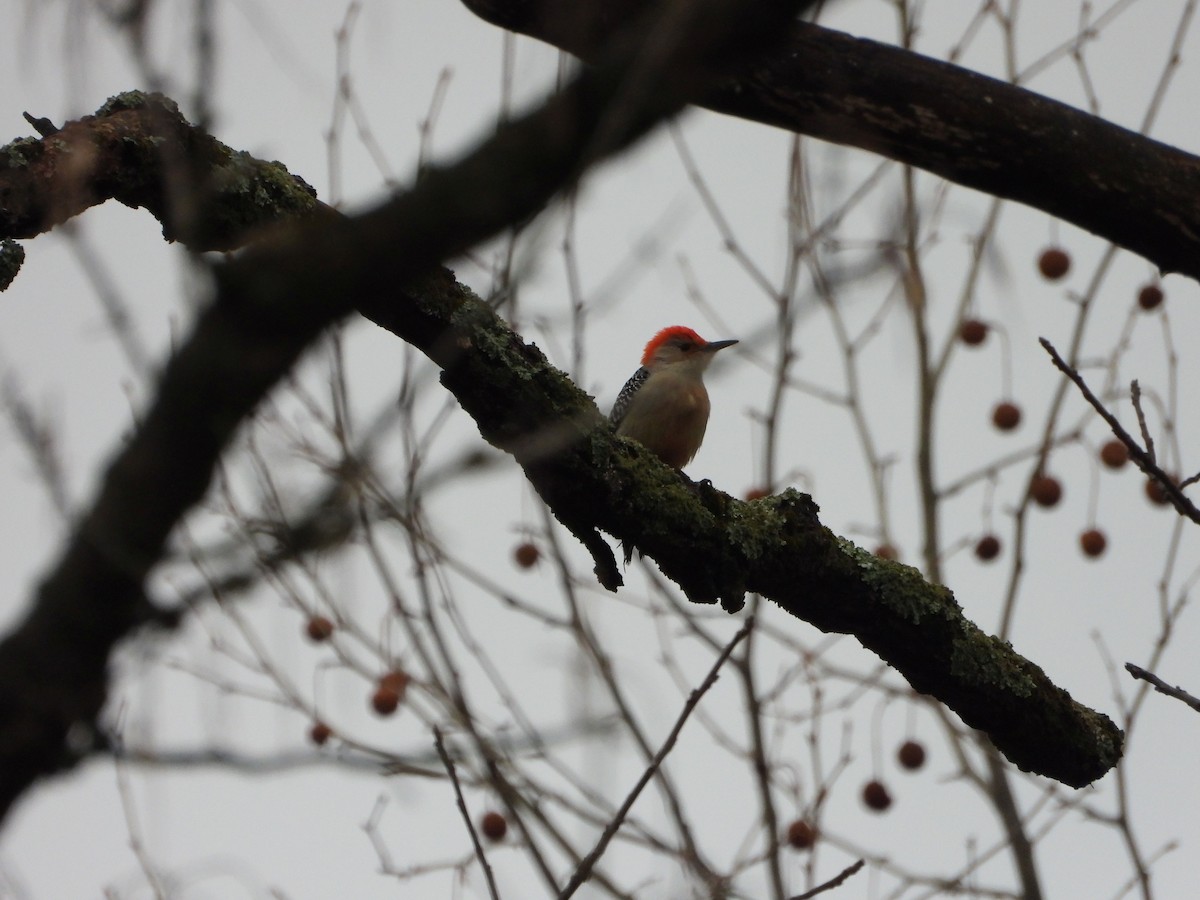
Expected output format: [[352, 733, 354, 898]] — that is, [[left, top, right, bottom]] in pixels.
[[704, 339, 738, 353]]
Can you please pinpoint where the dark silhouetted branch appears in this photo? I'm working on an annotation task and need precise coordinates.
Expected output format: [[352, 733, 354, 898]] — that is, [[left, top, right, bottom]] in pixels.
[[460, 1, 1200, 280]]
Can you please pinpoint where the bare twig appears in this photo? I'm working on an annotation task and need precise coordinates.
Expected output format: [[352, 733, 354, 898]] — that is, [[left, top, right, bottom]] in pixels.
[[558, 617, 753, 898], [1130, 380, 1156, 464], [1125, 663, 1200, 715], [110, 721, 169, 900], [735, 618, 787, 900], [434, 727, 500, 900], [789, 858, 865, 899], [22, 111, 59, 137], [1039, 337, 1199, 522], [1, 375, 71, 519]]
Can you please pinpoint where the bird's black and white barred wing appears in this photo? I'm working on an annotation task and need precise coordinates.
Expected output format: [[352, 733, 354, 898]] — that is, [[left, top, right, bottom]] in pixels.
[[609, 367, 650, 427]]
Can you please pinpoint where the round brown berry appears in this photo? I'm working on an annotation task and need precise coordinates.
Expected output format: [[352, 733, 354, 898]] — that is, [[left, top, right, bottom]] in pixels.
[[1137, 283, 1164, 311], [786, 819, 817, 850], [371, 671, 408, 715], [513, 542, 540, 569], [959, 319, 988, 346], [1080, 529, 1107, 558], [371, 685, 400, 716], [380, 670, 409, 699], [992, 401, 1021, 432], [897, 740, 926, 771], [1145, 474, 1175, 506], [873, 543, 899, 561], [1031, 475, 1063, 508], [480, 811, 508, 842], [1099, 440, 1129, 469], [305, 615, 334, 642], [862, 780, 892, 812], [309, 721, 333, 745], [974, 534, 1001, 561], [1038, 247, 1071, 281]]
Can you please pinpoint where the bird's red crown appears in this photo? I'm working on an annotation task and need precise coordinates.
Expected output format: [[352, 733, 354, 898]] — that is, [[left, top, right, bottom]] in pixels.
[[641, 326, 706, 367]]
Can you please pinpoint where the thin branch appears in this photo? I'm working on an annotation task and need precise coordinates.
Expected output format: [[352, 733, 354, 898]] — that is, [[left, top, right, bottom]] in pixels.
[[1039, 337, 1199, 522], [557, 617, 753, 899], [1124, 663, 1200, 714], [1130, 380, 1156, 465], [789, 858, 865, 900], [434, 727, 501, 900], [111, 726, 168, 900]]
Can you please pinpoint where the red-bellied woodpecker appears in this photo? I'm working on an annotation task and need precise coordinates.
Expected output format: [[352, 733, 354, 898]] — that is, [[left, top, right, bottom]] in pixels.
[[610, 325, 738, 468]]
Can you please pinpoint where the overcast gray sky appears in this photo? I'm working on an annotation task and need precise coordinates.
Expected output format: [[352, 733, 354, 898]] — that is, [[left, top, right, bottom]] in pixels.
[[2, 2, 1200, 898]]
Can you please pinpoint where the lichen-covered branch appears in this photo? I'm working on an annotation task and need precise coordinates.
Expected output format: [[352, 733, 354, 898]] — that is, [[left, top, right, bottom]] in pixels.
[[0, 92, 319, 258], [358, 269, 1122, 789]]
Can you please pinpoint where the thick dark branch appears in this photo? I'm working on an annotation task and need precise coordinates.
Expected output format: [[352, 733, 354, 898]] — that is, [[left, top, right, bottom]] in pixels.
[[461, 1, 1200, 281], [0, 0, 812, 826]]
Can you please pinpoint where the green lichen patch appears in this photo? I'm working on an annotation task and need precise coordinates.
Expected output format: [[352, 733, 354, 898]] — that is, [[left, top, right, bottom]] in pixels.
[[2, 136, 43, 169], [0, 240, 25, 290], [96, 91, 178, 117], [949, 627, 1037, 697], [726, 498, 787, 560], [189, 153, 318, 246], [840, 537, 960, 625]]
